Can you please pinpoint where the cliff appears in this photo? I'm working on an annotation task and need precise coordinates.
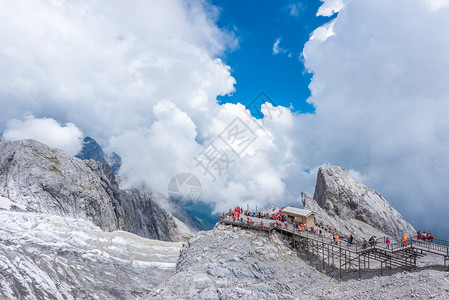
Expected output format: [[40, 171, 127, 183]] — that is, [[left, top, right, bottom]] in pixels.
[[0, 139, 196, 241], [303, 166, 416, 241]]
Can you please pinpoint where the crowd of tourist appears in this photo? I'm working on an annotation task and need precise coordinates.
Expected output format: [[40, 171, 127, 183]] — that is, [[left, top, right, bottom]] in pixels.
[[417, 231, 434, 242], [221, 206, 439, 250]]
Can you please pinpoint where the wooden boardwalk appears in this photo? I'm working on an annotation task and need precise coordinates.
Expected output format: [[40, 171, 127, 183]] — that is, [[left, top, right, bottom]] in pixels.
[[219, 217, 449, 279]]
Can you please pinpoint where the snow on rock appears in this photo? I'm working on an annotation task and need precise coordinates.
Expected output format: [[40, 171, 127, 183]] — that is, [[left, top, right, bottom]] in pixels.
[[151, 223, 449, 300], [0, 210, 182, 299], [305, 166, 416, 241], [0, 139, 197, 241]]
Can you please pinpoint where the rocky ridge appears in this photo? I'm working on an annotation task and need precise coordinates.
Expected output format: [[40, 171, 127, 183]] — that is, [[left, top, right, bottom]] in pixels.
[[76, 136, 121, 174], [0, 139, 196, 241], [152, 223, 449, 299], [303, 166, 416, 241]]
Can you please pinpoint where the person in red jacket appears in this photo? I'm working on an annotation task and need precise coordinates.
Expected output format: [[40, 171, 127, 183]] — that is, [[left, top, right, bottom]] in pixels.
[[417, 231, 422, 240], [427, 232, 434, 242]]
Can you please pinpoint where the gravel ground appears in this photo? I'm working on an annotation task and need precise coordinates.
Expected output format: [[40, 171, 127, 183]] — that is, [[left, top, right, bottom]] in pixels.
[[152, 224, 449, 299]]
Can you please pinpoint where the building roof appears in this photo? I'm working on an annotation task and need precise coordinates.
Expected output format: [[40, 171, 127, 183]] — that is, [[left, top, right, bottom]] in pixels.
[[282, 206, 315, 218]]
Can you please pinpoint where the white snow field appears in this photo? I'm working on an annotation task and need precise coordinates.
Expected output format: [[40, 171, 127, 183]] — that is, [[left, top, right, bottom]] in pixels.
[[0, 210, 183, 299]]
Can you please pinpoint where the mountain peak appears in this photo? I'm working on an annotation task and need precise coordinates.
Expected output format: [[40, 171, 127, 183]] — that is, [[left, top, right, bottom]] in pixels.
[[304, 165, 415, 240], [76, 136, 121, 174]]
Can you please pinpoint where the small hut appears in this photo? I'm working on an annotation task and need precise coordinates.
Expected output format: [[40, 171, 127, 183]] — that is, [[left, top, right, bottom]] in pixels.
[[282, 207, 316, 227]]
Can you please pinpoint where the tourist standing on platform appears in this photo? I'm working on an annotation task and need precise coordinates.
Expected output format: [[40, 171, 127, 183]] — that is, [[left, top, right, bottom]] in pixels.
[[402, 234, 408, 247], [386, 237, 391, 249], [417, 231, 422, 240], [427, 232, 434, 242], [421, 232, 427, 241]]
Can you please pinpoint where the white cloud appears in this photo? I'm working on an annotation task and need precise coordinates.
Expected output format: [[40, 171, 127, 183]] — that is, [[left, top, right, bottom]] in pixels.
[[425, 0, 449, 11], [317, 0, 345, 17], [301, 0, 449, 234], [288, 2, 303, 17], [0, 0, 236, 141], [2, 115, 83, 154], [308, 20, 336, 43], [273, 37, 291, 57], [273, 38, 282, 55], [1, 0, 449, 237]]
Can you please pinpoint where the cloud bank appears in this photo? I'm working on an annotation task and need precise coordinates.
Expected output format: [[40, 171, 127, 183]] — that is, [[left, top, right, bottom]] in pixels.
[[3, 115, 83, 155], [300, 0, 449, 234], [1, 0, 449, 235]]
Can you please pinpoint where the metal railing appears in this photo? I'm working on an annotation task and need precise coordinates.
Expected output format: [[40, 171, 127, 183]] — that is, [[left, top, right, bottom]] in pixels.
[[410, 238, 449, 256], [219, 216, 449, 257]]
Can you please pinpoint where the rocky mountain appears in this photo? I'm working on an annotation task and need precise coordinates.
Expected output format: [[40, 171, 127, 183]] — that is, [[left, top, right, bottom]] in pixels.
[[0, 210, 182, 299], [303, 166, 416, 241], [0, 139, 196, 241], [151, 223, 449, 299], [76, 136, 121, 174], [1, 140, 435, 299]]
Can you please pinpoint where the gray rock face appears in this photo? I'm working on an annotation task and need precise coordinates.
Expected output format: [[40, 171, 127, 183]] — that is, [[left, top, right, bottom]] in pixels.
[[0, 139, 195, 241], [308, 166, 415, 240], [152, 224, 449, 299]]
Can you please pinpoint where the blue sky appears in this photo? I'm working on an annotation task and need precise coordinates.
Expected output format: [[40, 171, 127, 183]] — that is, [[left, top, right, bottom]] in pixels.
[[212, 0, 331, 113]]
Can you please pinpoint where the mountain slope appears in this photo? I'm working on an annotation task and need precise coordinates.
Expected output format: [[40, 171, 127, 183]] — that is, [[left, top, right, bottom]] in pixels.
[[152, 224, 448, 299], [303, 166, 415, 240], [0, 211, 182, 299], [76, 136, 121, 174], [0, 139, 195, 241]]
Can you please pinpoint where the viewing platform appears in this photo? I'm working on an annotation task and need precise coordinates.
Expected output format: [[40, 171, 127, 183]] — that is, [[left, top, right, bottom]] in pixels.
[[219, 215, 449, 279]]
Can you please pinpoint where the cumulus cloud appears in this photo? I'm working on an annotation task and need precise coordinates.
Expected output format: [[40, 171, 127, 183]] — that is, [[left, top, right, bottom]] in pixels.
[[317, 0, 345, 17], [273, 38, 291, 57], [2, 115, 83, 154], [0, 0, 236, 141], [273, 38, 283, 55], [301, 0, 449, 234], [2, 0, 449, 236], [0, 0, 302, 213], [308, 20, 336, 43], [425, 0, 449, 11]]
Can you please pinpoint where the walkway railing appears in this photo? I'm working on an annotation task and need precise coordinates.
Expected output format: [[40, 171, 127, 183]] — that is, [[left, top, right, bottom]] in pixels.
[[218, 216, 449, 258], [410, 238, 449, 256]]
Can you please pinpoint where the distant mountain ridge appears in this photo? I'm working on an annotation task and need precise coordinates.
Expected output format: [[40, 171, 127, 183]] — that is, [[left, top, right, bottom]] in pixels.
[[76, 136, 121, 174]]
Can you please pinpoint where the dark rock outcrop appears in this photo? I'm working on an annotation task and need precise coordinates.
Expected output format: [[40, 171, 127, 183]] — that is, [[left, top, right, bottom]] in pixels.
[[76, 136, 121, 174]]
